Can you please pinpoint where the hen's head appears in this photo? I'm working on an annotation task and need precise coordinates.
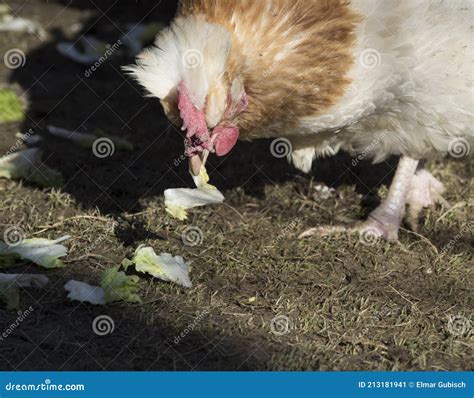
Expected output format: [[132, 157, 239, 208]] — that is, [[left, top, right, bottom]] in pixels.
[[125, 15, 247, 174]]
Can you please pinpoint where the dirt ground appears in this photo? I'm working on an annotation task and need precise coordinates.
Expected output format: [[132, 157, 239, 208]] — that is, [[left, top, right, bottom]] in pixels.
[[0, 0, 472, 371]]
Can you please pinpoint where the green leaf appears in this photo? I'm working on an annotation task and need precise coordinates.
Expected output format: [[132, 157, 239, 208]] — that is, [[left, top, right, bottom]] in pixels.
[[125, 246, 192, 288], [0, 89, 23, 123], [101, 266, 141, 304]]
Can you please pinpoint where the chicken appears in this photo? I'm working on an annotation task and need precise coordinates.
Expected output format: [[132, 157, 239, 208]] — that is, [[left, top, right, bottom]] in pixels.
[[125, 0, 473, 240]]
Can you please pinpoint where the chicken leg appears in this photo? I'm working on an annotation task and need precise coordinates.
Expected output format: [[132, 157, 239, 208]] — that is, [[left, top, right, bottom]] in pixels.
[[361, 156, 419, 240], [300, 156, 420, 241]]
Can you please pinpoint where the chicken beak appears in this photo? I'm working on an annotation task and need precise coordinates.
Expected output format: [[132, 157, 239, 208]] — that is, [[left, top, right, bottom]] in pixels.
[[189, 149, 210, 176], [189, 154, 202, 176]]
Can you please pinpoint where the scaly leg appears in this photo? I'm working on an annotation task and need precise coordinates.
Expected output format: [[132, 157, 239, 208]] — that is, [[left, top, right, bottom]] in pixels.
[[359, 156, 419, 240]]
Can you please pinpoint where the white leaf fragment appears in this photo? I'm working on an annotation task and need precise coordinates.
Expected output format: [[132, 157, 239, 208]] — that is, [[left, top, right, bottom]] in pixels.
[[0, 148, 63, 187], [56, 36, 107, 65], [47, 125, 97, 147], [0, 273, 49, 287], [164, 167, 224, 220], [124, 246, 192, 288], [64, 280, 106, 305], [0, 7, 46, 38], [0, 235, 70, 268], [46, 125, 133, 151], [64, 266, 141, 305], [15, 132, 43, 146]]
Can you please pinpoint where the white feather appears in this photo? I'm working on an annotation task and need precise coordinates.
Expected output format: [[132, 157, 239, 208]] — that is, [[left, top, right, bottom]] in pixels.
[[124, 15, 231, 109], [290, 0, 473, 171]]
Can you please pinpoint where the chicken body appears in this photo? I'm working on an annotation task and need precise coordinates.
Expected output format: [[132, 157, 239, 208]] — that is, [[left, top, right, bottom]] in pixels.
[[127, 0, 473, 239]]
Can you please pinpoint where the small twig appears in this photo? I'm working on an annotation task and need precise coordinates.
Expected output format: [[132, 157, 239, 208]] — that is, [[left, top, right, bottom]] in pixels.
[[33, 215, 114, 235], [435, 202, 467, 227], [400, 227, 439, 255], [221, 203, 246, 221]]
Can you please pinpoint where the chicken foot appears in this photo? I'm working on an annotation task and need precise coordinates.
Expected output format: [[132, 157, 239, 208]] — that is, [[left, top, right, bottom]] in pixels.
[[300, 156, 427, 241], [405, 169, 448, 231]]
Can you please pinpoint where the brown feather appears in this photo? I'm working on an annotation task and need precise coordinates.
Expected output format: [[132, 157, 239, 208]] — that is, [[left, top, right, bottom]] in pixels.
[[178, 0, 361, 139]]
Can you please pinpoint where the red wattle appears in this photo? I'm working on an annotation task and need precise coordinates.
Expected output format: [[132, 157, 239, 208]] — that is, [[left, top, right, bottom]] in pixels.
[[213, 124, 240, 156]]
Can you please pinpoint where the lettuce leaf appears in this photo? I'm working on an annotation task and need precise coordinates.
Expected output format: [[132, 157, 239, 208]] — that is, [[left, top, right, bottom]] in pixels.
[[0, 235, 70, 268], [123, 246, 192, 288]]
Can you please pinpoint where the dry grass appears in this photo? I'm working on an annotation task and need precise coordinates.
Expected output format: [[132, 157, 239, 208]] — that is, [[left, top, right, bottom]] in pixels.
[[0, 0, 472, 371]]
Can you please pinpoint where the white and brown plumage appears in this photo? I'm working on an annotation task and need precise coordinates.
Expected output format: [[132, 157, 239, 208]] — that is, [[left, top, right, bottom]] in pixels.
[[126, 0, 473, 239]]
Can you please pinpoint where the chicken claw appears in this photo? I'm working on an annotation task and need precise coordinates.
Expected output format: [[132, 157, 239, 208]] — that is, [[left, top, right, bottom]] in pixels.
[[406, 169, 449, 231]]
